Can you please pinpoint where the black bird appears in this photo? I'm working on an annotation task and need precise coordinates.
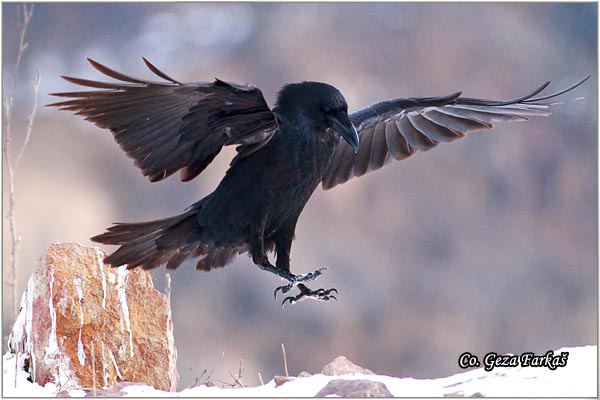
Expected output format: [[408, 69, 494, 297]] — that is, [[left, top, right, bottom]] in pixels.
[[49, 58, 589, 305]]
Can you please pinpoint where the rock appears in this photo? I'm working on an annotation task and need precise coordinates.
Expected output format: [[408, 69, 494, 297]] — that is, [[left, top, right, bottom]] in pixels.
[[8, 242, 178, 392], [273, 375, 295, 387], [316, 379, 393, 397], [321, 355, 375, 376], [274, 371, 311, 387]]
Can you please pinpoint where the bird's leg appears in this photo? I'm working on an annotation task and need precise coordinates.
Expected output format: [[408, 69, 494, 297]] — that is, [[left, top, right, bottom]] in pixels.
[[255, 257, 334, 305], [272, 267, 328, 297], [253, 249, 328, 297], [253, 254, 296, 282], [272, 229, 330, 298], [250, 225, 297, 282], [251, 225, 336, 305]]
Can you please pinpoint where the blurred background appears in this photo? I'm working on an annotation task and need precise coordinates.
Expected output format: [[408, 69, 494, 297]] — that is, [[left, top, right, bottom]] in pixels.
[[3, 2, 597, 388]]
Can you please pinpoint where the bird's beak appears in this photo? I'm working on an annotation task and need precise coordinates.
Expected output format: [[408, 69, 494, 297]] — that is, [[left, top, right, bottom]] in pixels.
[[329, 112, 359, 153]]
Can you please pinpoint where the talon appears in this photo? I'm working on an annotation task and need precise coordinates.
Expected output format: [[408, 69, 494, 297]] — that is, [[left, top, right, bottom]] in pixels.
[[305, 267, 327, 281], [274, 267, 331, 300], [278, 284, 338, 305], [281, 296, 296, 307], [274, 285, 286, 298], [274, 282, 295, 298]]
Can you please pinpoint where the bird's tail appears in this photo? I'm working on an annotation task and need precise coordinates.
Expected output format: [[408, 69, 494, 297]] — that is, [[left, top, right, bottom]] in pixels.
[[92, 210, 242, 271]]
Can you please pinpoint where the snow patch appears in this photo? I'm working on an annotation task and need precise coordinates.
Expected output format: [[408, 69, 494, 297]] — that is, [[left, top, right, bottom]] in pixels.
[[9, 271, 38, 382], [101, 342, 108, 387], [44, 263, 59, 364], [4, 346, 596, 397], [108, 349, 123, 380], [3, 353, 59, 397], [74, 278, 86, 367], [95, 248, 107, 309], [116, 266, 134, 358], [76, 339, 85, 368]]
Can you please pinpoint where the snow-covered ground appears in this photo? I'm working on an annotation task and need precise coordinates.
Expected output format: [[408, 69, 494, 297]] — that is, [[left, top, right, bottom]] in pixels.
[[3, 345, 597, 397]]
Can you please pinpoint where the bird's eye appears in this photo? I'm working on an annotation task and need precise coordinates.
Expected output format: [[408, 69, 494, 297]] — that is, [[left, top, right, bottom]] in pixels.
[[322, 105, 332, 114]]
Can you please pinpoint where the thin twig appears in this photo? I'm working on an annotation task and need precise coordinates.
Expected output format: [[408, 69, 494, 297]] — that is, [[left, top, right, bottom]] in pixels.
[[227, 359, 245, 388], [3, 3, 36, 320], [281, 343, 289, 377], [15, 70, 41, 167], [188, 351, 225, 388], [257, 372, 264, 386], [7, 4, 33, 102], [191, 369, 208, 388]]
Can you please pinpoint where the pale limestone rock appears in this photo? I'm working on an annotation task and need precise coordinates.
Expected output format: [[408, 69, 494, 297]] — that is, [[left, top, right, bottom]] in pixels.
[[8, 242, 178, 392], [321, 355, 375, 376]]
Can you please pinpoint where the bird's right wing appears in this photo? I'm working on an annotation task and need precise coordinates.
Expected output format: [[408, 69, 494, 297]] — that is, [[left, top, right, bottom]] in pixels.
[[322, 76, 590, 190], [48, 58, 278, 182]]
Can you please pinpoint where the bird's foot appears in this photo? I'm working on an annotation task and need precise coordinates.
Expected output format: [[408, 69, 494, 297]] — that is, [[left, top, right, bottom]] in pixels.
[[281, 284, 338, 306], [273, 267, 328, 298]]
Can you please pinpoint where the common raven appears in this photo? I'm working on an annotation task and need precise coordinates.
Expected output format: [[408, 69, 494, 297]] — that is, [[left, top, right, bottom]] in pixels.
[[49, 59, 589, 304]]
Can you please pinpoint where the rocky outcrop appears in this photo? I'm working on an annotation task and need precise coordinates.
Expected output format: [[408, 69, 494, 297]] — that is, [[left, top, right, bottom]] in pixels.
[[321, 355, 375, 376], [316, 379, 393, 397], [8, 242, 178, 392]]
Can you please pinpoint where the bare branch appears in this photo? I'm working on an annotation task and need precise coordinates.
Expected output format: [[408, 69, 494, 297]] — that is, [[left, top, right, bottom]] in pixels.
[[281, 343, 289, 377], [7, 4, 33, 107], [15, 70, 41, 167], [3, 3, 37, 320], [227, 359, 245, 388], [257, 372, 264, 386]]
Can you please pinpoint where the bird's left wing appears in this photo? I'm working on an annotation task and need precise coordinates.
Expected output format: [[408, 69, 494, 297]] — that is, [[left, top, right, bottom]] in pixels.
[[49, 58, 278, 182], [322, 76, 590, 190]]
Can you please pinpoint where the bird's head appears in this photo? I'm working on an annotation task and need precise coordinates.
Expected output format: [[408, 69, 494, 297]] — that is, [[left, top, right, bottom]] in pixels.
[[274, 81, 359, 152]]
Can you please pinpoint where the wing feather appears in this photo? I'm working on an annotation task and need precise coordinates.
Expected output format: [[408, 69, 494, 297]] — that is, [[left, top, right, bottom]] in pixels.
[[336, 143, 359, 186], [399, 115, 437, 151], [385, 117, 414, 161], [48, 58, 278, 182], [322, 76, 590, 190], [353, 125, 375, 177], [421, 110, 481, 133], [407, 113, 462, 142], [369, 121, 389, 172]]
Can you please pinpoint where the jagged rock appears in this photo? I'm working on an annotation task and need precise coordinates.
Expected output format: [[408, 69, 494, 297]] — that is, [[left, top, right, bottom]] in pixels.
[[8, 242, 178, 392], [316, 379, 393, 397], [321, 355, 375, 376]]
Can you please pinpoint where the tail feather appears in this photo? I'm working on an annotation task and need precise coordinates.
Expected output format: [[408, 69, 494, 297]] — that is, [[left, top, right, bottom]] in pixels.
[[92, 213, 191, 245], [92, 210, 244, 271]]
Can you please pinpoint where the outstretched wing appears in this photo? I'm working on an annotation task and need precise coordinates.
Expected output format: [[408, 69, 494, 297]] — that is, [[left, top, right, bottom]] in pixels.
[[322, 76, 590, 190], [48, 58, 278, 182]]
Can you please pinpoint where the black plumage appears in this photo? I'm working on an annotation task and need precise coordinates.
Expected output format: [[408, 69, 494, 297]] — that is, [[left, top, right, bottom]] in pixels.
[[49, 59, 589, 304]]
